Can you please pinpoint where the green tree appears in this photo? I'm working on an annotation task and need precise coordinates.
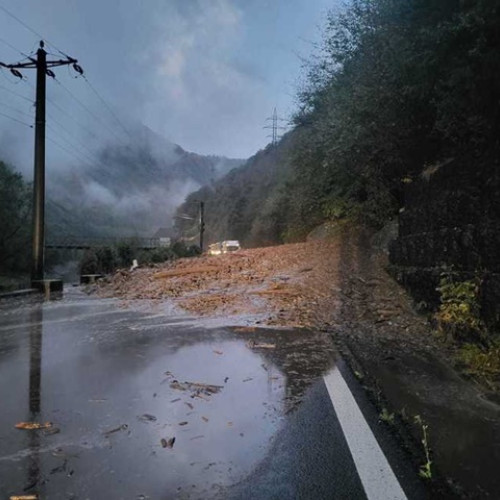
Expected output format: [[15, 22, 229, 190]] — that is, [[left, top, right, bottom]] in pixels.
[[288, 0, 500, 229], [0, 161, 31, 273]]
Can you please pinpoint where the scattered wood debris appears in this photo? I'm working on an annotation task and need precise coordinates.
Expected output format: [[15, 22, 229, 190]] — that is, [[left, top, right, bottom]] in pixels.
[[138, 414, 157, 422], [153, 266, 219, 279], [234, 326, 257, 333], [97, 239, 343, 328], [43, 427, 60, 436], [15, 422, 52, 430], [246, 340, 276, 349], [170, 380, 223, 397], [161, 437, 175, 448], [103, 424, 128, 437], [250, 288, 299, 297]]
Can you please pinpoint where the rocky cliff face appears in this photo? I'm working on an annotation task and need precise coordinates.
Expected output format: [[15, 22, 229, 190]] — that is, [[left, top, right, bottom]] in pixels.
[[389, 156, 500, 328]]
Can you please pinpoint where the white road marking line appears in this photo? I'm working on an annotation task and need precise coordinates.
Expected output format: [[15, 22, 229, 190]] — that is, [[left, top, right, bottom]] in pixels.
[[324, 367, 408, 500]]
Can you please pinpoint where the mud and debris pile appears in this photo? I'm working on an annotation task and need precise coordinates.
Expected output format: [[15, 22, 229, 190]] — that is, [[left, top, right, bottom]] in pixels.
[[97, 230, 422, 332], [97, 241, 344, 327], [96, 226, 434, 350]]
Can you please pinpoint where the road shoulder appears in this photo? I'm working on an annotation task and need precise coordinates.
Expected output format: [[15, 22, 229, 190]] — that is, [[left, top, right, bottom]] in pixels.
[[331, 226, 500, 499]]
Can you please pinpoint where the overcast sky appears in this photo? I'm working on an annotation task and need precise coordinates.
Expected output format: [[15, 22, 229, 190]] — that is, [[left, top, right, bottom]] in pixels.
[[0, 0, 337, 169]]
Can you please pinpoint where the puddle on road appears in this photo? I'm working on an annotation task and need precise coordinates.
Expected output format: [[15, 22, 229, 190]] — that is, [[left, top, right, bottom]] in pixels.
[[0, 292, 336, 499]]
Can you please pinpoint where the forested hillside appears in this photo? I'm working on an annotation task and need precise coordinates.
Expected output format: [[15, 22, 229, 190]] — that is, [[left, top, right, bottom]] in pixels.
[[177, 0, 500, 246], [175, 133, 296, 247]]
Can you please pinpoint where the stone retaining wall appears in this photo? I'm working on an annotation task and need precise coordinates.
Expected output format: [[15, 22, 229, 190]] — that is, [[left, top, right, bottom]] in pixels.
[[389, 157, 500, 328]]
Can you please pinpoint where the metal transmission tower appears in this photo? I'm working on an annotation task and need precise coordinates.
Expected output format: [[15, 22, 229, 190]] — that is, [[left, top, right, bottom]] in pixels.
[[264, 107, 287, 147], [0, 41, 83, 283]]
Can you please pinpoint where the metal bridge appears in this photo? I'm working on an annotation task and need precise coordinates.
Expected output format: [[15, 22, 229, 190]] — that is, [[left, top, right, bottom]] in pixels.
[[45, 237, 162, 250]]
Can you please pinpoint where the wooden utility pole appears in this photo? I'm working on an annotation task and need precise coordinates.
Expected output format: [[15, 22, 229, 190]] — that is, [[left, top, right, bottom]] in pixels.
[[32, 44, 46, 282], [0, 41, 82, 282], [199, 201, 205, 252]]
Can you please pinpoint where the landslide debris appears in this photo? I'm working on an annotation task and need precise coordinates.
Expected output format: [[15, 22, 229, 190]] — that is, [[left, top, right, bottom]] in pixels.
[[97, 226, 423, 334], [98, 240, 343, 328]]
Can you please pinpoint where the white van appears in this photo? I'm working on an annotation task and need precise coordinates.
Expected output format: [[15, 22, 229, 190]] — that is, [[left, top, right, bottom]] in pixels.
[[221, 240, 241, 253]]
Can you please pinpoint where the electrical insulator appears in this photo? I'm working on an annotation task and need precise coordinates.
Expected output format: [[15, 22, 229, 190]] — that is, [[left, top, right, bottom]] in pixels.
[[46, 69, 55, 78], [73, 63, 83, 75], [10, 68, 23, 79]]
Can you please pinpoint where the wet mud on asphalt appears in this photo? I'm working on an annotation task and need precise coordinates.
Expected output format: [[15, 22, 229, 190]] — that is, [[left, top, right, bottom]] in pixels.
[[0, 288, 374, 499]]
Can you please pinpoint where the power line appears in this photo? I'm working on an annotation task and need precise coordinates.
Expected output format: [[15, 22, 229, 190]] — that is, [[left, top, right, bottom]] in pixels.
[[0, 6, 135, 149], [0, 82, 33, 102], [54, 77, 127, 145], [0, 3, 44, 40], [0, 99, 33, 118], [46, 112, 103, 164], [45, 94, 101, 143], [24, 73, 103, 145], [82, 75, 132, 140], [46, 134, 93, 167], [44, 102, 136, 177], [46, 123, 98, 167], [24, 75, 128, 149], [0, 36, 29, 58], [0, 109, 32, 128], [47, 97, 93, 134], [0, 3, 66, 56], [0, 6, 132, 146]]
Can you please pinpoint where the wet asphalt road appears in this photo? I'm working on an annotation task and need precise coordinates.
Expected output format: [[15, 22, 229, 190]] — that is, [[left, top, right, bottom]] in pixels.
[[0, 289, 426, 499]]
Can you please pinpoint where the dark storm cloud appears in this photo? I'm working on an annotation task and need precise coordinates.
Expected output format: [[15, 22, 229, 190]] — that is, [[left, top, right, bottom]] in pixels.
[[0, 0, 335, 168]]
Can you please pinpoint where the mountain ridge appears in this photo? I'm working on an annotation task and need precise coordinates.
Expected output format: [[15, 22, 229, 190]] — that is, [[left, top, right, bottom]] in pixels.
[[46, 123, 244, 240]]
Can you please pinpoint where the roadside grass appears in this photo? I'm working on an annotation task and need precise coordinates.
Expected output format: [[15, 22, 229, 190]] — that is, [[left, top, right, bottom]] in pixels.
[[414, 415, 433, 480], [434, 273, 500, 385], [457, 341, 500, 383], [379, 407, 395, 425], [435, 275, 484, 343]]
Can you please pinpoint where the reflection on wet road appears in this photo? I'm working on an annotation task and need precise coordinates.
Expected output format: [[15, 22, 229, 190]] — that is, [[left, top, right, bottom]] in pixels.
[[0, 290, 334, 498], [0, 289, 420, 499]]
